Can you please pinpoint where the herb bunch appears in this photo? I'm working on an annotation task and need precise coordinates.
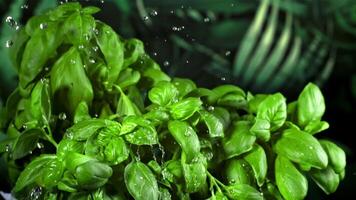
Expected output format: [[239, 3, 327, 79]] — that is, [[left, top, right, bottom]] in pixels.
[[0, 3, 346, 200]]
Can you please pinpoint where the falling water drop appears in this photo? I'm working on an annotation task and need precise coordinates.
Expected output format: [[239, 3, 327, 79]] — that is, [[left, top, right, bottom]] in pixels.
[[163, 61, 170, 66], [203, 17, 210, 22], [5, 16, 17, 28], [39, 23, 47, 30], [221, 77, 226, 81], [36, 142, 44, 149], [30, 187, 42, 200], [5, 144, 10, 152], [225, 51, 231, 56], [208, 106, 215, 111], [58, 112, 67, 120], [150, 10, 158, 16], [5, 40, 13, 48], [143, 16, 149, 21], [21, 4, 29, 9]]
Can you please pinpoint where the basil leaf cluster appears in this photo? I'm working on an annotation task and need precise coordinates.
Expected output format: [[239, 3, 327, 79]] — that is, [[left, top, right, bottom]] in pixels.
[[0, 3, 346, 200]]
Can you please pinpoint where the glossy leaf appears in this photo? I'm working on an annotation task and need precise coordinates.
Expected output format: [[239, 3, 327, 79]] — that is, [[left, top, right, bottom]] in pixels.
[[243, 144, 267, 186], [319, 140, 346, 173], [225, 158, 253, 185], [297, 83, 325, 127], [181, 153, 207, 193], [310, 166, 340, 194], [223, 121, 256, 159], [200, 110, 224, 138], [275, 155, 308, 200], [224, 184, 263, 200], [148, 81, 178, 106], [169, 97, 202, 120], [274, 128, 328, 169], [168, 121, 200, 163], [12, 128, 46, 159], [124, 161, 159, 200]]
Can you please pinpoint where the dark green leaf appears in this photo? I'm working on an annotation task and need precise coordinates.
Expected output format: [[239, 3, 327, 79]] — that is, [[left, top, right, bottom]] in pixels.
[[224, 184, 263, 200], [225, 158, 253, 185], [200, 110, 224, 138], [117, 88, 142, 116], [169, 97, 202, 120], [310, 166, 339, 195], [274, 128, 328, 169], [275, 155, 308, 200], [125, 161, 159, 200], [168, 121, 200, 163], [319, 140, 346, 173], [14, 154, 56, 192], [12, 128, 46, 159], [75, 160, 113, 190], [73, 101, 91, 124], [67, 119, 120, 141], [51, 47, 93, 113], [243, 144, 267, 186], [148, 81, 178, 106], [181, 153, 207, 193], [223, 121, 256, 159]]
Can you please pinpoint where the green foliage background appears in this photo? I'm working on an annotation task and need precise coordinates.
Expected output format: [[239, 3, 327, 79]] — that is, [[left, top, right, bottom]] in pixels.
[[0, 0, 355, 199]]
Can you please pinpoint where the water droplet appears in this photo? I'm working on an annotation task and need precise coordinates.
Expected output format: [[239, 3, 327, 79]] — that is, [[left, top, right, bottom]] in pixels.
[[140, 176, 144, 180], [92, 46, 99, 52], [231, 3, 235, 7], [30, 187, 42, 200], [70, 59, 76, 64], [100, 0, 105, 3], [84, 34, 90, 41], [153, 52, 157, 56], [184, 131, 191, 137], [5, 16, 17, 28], [208, 106, 215, 111], [58, 112, 67, 120], [94, 113, 99, 118], [225, 51, 231, 56], [89, 57, 96, 63], [170, 10, 174, 14], [29, 150, 33, 154], [309, 146, 314, 150], [21, 4, 29, 9], [22, 124, 28, 130], [39, 23, 47, 30], [66, 131, 73, 139], [185, 60, 189, 64], [172, 26, 178, 31], [203, 17, 210, 22], [36, 142, 44, 149], [150, 10, 158, 16], [92, 28, 99, 35], [44, 67, 49, 71], [221, 77, 226, 81], [78, 45, 84, 49], [163, 61, 170, 66], [5, 144, 10, 152], [143, 16, 149, 21], [229, 179, 236, 184], [83, 64, 87, 69], [5, 40, 13, 48]]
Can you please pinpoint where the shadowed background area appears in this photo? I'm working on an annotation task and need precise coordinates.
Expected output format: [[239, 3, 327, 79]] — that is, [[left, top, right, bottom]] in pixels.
[[0, 0, 355, 199]]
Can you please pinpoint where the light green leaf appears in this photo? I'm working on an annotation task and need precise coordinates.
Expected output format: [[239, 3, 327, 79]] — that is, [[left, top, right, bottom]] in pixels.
[[243, 144, 267, 186], [319, 140, 346, 173], [169, 97, 202, 120]]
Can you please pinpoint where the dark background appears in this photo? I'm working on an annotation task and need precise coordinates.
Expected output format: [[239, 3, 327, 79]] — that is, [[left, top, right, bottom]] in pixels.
[[0, 0, 355, 199]]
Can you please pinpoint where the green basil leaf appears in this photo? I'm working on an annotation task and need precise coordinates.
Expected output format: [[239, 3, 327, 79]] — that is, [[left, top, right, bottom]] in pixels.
[[142, 67, 171, 86], [148, 160, 162, 174], [51, 47, 93, 113], [247, 94, 268, 114], [144, 109, 170, 126], [117, 68, 141, 90], [217, 93, 247, 109], [29, 80, 51, 124], [169, 97, 202, 120], [181, 153, 207, 193], [63, 12, 95, 45], [75, 160, 113, 190], [123, 38, 145, 68], [256, 93, 286, 131], [319, 140, 346, 173], [47, 2, 81, 21], [20, 22, 62, 91], [297, 83, 325, 127], [96, 22, 124, 88], [67, 119, 120, 141], [168, 121, 200, 163], [38, 158, 64, 188], [123, 116, 158, 145], [57, 139, 84, 158], [310, 166, 339, 195], [250, 118, 270, 142], [9, 28, 29, 71], [224, 184, 263, 200], [264, 182, 283, 200], [210, 191, 229, 200], [211, 107, 230, 131], [207, 85, 245, 104], [223, 121, 256, 159], [73, 101, 91, 124], [274, 128, 328, 169], [304, 121, 329, 135], [81, 6, 100, 15], [13, 154, 56, 192], [124, 161, 159, 200], [225, 158, 253, 185], [200, 110, 224, 138], [148, 81, 178, 106], [12, 128, 46, 159], [172, 78, 197, 98], [275, 155, 308, 200], [159, 187, 172, 200], [162, 160, 183, 183], [243, 144, 267, 186], [117, 88, 142, 116], [58, 170, 78, 193], [104, 137, 129, 165]]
